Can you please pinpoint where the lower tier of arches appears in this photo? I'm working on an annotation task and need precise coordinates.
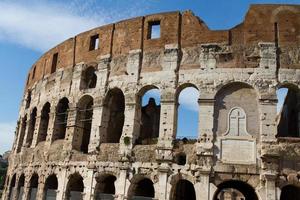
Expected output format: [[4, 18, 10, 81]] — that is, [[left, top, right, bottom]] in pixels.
[[2, 164, 299, 200]]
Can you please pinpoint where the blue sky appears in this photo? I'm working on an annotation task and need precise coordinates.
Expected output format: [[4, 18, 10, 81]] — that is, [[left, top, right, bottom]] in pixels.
[[0, 0, 296, 154]]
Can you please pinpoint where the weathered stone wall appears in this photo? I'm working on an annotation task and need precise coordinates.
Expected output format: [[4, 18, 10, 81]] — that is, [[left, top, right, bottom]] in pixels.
[[3, 4, 300, 200]]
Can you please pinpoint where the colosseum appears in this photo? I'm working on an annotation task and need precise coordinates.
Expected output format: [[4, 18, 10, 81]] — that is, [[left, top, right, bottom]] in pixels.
[[2, 4, 300, 200]]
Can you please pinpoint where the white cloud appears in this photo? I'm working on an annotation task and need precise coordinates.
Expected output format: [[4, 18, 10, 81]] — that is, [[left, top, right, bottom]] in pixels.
[[178, 87, 199, 112], [0, 122, 15, 155], [0, 0, 149, 52]]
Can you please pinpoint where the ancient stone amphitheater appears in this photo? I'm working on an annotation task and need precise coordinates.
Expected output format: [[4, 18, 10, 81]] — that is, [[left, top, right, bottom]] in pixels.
[[3, 4, 300, 200]]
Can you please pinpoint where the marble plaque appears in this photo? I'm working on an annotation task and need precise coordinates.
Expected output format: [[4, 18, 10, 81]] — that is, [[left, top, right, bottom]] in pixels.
[[220, 138, 256, 164]]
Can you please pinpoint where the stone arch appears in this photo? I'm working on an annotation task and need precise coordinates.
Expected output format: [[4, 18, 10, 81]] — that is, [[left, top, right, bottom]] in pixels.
[[26, 107, 37, 147], [76, 95, 94, 153], [175, 83, 199, 139], [170, 179, 196, 200], [214, 82, 259, 137], [277, 83, 300, 137], [16, 174, 25, 200], [280, 184, 300, 200], [94, 174, 117, 199], [136, 85, 161, 145], [212, 180, 258, 200], [80, 65, 97, 89], [37, 102, 51, 143], [17, 115, 27, 153], [28, 173, 39, 200], [65, 173, 84, 200], [128, 176, 155, 199], [53, 97, 69, 141], [44, 174, 58, 200], [271, 6, 300, 43], [8, 174, 16, 200], [101, 88, 125, 143]]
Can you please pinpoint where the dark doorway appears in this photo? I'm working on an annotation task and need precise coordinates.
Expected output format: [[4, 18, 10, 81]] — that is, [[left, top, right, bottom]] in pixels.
[[95, 175, 116, 200], [280, 185, 300, 200], [28, 174, 39, 200], [44, 174, 58, 200], [172, 179, 196, 200], [101, 88, 125, 143], [129, 178, 155, 200], [213, 180, 258, 200], [66, 174, 84, 200]]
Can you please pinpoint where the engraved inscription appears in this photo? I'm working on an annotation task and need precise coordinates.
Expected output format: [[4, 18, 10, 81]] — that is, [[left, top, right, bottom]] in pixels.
[[221, 139, 256, 164]]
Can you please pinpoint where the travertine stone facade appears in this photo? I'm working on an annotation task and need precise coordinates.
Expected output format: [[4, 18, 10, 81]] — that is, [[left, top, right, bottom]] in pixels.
[[3, 4, 300, 200]]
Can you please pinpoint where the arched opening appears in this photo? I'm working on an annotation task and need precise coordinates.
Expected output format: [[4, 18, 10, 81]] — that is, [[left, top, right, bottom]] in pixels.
[[94, 175, 116, 200], [213, 180, 258, 200], [277, 85, 300, 137], [280, 184, 300, 200], [25, 90, 32, 109], [77, 95, 94, 153], [16, 174, 25, 200], [44, 174, 58, 200], [214, 82, 259, 137], [101, 88, 125, 143], [66, 173, 84, 200], [136, 87, 161, 145], [176, 85, 199, 140], [28, 174, 39, 200], [175, 152, 187, 166], [26, 107, 37, 147], [129, 178, 155, 200], [53, 98, 69, 141], [171, 179, 196, 200], [8, 174, 16, 200], [38, 102, 51, 143], [80, 66, 97, 89], [17, 115, 27, 153]]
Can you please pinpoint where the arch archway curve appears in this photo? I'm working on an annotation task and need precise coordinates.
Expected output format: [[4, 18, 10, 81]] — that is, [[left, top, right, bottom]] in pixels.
[[137, 85, 160, 98], [176, 83, 199, 102], [212, 180, 259, 200], [271, 6, 299, 23], [127, 175, 156, 199], [213, 81, 261, 100]]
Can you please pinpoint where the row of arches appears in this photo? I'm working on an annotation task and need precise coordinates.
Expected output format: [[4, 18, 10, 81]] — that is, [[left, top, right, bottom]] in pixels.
[[19, 82, 300, 153], [18, 84, 200, 153], [7, 172, 300, 200]]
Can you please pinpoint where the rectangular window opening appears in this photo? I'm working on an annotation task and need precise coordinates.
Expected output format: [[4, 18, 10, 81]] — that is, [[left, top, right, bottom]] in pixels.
[[51, 53, 58, 74], [89, 34, 99, 51], [148, 21, 161, 39]]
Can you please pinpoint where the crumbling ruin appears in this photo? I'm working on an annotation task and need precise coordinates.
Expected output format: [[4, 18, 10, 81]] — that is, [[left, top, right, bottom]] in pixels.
[[3, 4, 300, 200]]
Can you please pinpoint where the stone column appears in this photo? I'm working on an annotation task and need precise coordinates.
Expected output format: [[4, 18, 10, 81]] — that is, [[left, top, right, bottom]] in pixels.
[[36, 178, 45, 200], [156, 92, 176, 163], [115, 165, 128, 200], [83, 169, 94, 200], [119, 94, 138, 161], [157, 163, 169, 200], [22, 177, 30, 200], [88, 100, 103, 153], [63, 104, 79, 151], [264, 173, 277, 200], [20, 119, 31, 152], [56, 168, 67, 200], [14, 120, 23, 154], [258, 42, 277, 79], [44, 105, 56, 150], [30, 113, 42, 148], [259, 98, 277, 142], [196, 171, 210, 200]]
